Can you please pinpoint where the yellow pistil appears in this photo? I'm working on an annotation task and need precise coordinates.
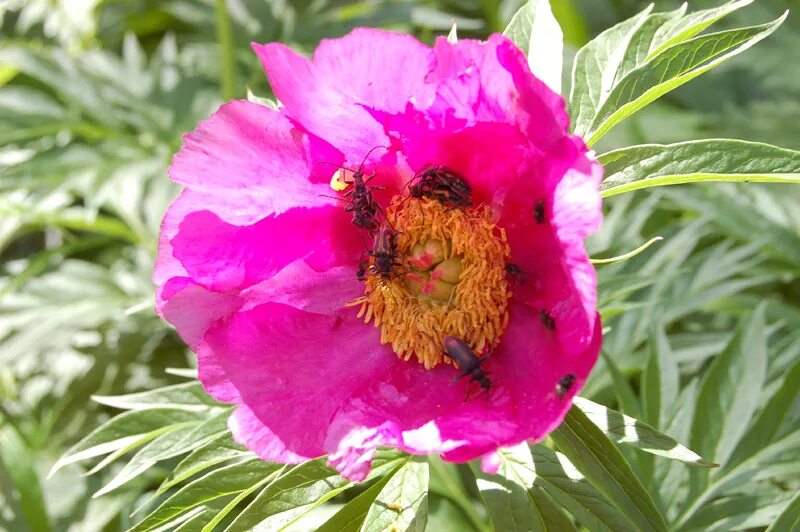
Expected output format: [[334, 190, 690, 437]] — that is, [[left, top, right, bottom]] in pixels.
[[352, 198, 511, 369]]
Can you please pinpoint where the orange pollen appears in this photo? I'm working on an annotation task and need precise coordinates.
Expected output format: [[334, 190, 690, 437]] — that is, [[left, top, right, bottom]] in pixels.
[[349, 198, 511, 369]]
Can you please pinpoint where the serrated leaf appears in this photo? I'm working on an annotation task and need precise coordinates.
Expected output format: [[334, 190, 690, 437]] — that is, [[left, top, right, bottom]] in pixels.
[[503, 0, 563, 94], [361, 456, 429, 532], [225, 449, 409, 531], [473, 444, 576, 532], [582, 14, 787, 144], [51, 408, 206, 475], [159, 432, 253, 494], [599, 140, 800, 197], [530, 445, 635, 532], [689, 307, 766, 469], [767, 490, 800, 532], [316, 472, 397, 532], [572, 397, 716, 467], [569, 5, 652, 134], [130, 458, 281, 532], [92, 381, 225, 411], [550, 407, 667, 532]]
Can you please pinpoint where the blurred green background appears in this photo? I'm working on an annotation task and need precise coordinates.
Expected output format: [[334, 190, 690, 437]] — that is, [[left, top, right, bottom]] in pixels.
[[1, 1, 799, 530]]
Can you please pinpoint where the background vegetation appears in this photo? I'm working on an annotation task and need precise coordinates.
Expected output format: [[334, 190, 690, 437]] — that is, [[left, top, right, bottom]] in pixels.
[[1, 1, 798, 530]]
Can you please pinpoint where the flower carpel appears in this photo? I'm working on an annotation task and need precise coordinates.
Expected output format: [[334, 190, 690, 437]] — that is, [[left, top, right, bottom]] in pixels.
[[353, 198, 511, 368]]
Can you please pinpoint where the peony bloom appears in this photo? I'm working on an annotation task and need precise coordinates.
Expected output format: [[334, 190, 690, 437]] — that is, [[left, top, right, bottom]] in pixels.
[[155, 28, 603, 481]]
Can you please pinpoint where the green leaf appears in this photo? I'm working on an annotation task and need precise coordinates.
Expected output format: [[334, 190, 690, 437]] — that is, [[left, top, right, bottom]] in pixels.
[[675, 425, 800, 527], [225, 449, 409, 531], [599, 140, 800, 197], [92, 381, 225, 411], [473, 444, 576, 532], [361, 456, 429, 532], [728, 358, 800, 469], [94, 417, 228, 498], [582, 14, 787, 144], [767, 490, 800, 532], [550, 407, 667, 532], [569, 5, 652, 135], [530, 445, 635, 532], [316, 473, 397, 532], [682, 490, 797, 531], [572, 397, 716, 467], [159, 432, 253, 494], [428, 456, 489, 532], [689, 307, 767, 469], [503, 0, 563, 93], [50, 408, 206, 475], [648, 0, 754, 58], [614, 5, 687, 83], [599, 351, 642, 419], [641, 327, 679, 429], [130, 458, 282, 532], [0, 424, 51, 532]]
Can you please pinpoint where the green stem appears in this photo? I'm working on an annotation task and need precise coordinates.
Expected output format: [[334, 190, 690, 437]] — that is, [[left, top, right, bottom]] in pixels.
[[215, 0, 237, 100]]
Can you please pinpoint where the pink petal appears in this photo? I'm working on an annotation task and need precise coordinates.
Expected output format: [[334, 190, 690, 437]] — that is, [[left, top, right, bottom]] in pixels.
[[169, 100, 336, 225], [252, 42, 390, 161], [312, 28, 434, 113], [198, 301, 394, 462], [323, 302, 602, 477], [168, 206, 359, 293]]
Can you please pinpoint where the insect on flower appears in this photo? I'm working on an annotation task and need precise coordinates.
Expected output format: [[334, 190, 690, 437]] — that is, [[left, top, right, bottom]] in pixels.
[[333, 146, 388, 232], [555, 373, 576, 399], [505, 262, 526, 285], [409, 165, 472, 208], [533, 199, 546, 223], [369, 224, 404, 281], [356, 257, 369, 282], [442, 336, 492, 396]]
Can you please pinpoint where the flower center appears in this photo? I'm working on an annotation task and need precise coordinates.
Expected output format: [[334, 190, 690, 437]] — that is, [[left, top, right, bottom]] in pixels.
[[350, 197, 511, 368]]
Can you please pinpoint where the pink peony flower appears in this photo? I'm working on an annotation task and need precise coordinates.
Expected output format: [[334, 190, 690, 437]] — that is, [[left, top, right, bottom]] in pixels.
[[155, 28, 603, 481]]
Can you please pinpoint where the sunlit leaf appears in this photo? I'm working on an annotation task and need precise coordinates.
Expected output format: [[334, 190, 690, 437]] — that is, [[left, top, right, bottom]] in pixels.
[[599, 140, 800, 197], [503, 0, 563, 94], [550, 407, 667, 532], [473, 444, 576, 532], [530, 445, 634, 532], [583, 14, 787, 144], [361, 456, 429, 532], [572, 397, 716, 467]]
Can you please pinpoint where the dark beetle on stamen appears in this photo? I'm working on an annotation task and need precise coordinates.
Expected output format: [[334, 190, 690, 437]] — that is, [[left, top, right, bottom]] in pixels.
[[533, 199, 545, 223], [540, 310, 556, 331], [442, 336, 491, 392], [409, 165, 472, 208], [555, 373, 576, 399], [369, 224, 404, 281]]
